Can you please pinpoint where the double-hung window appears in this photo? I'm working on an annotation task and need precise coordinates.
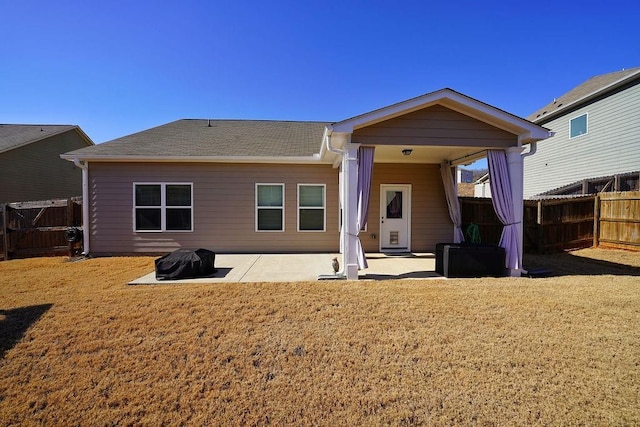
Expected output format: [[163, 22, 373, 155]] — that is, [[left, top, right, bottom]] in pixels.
[[256, 184, 284, 231], [134, 183, 193, 232], [298, 184, 325, 231]]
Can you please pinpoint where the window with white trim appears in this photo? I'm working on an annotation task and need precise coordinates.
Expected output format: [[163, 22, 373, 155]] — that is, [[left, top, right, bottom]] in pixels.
[[570, 113, 588, 138], [298, 184, 325, 231], [256, 184, 284, 231], [134, 183, 193, 232]]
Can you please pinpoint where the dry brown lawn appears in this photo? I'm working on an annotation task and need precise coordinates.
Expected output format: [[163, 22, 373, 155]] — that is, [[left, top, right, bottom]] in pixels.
[[1, 249, 639, 425]]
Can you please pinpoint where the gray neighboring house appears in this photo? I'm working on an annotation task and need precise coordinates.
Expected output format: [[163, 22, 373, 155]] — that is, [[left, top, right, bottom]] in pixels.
[[62, 89, 551, 278], [0, 125, 94, 203], [524, 67, 640, 198]]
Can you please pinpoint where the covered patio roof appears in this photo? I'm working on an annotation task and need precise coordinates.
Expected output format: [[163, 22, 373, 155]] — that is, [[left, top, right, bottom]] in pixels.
[[321, 88, 551, 165]]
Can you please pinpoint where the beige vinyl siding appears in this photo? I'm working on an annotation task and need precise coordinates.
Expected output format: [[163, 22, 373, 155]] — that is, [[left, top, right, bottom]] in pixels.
[[88, 162, 339, 255], [524, 82, 640, 197], [360, 163, 452, 253], [0, 130, 87, 203], [352, 105, 517, 147]]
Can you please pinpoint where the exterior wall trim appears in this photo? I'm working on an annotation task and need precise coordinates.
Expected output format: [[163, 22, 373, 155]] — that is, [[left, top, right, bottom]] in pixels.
[[62, 155, 326, 164]]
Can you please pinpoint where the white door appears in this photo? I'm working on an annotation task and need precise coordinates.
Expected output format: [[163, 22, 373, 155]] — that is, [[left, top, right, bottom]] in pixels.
[[380, 184, 411, 252]]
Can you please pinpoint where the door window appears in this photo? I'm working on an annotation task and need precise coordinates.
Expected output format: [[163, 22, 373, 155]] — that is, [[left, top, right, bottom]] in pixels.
[[386, 191, 403, 219]]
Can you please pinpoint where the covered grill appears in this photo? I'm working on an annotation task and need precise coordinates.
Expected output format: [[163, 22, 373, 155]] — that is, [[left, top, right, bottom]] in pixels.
[[155, 248, 216, 280]]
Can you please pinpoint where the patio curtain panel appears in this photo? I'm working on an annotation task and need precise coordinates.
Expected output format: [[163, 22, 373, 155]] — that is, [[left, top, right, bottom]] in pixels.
[[356, 146, 375, 269], [440, 161, 465, 243], [487, 149, 521, 270]]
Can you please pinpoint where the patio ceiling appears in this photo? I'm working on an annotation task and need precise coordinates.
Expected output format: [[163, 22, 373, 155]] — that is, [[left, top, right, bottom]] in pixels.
[[372, 145, 486, 165]]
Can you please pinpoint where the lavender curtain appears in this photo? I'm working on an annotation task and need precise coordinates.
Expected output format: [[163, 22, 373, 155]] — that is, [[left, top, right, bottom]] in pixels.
[[356, 147, 375, 269], [440, 161, 465, 243], [488, 150, 521, 271]]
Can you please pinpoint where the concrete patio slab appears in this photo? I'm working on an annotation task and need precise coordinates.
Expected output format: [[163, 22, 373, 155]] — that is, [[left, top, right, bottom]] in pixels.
[[130, 254, 261, 285], [129, 252, 441, 285]]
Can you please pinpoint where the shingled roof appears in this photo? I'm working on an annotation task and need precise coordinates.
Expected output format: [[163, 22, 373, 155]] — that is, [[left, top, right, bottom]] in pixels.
[[64, 119, 330, 160], [0, 124, 82, 154], [528, 67, 640, 123]]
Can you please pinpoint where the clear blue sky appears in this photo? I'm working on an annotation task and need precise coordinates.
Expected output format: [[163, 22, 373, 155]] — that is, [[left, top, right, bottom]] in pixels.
[[2, 0, 639, 164]]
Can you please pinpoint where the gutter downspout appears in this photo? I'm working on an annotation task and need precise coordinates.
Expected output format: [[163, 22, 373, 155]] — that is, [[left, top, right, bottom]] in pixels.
[[325, 126, 344, 156], [73, 159, 90, 256], [522, 131, 554, 160], [324, 127, 347, 278], [522, 141, 537, 159]]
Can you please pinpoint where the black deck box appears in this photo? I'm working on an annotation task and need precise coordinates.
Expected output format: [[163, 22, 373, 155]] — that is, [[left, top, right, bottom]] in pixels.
[[436, 243, 505, 278], [435, 243, 454, 276], [155, 248, 216, 280]]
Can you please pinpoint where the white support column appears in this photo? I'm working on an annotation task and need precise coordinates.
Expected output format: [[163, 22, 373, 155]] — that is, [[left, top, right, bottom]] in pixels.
[[338, 164, 344, 254], [73, 159, 90, 256], [506, 146, 525, 276], [342, 141, 360, 280]]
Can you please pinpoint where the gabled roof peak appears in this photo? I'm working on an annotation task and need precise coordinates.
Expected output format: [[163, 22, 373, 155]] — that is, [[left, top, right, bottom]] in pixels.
[[0, 124, 92, 154], [331, 88, 549, 143]]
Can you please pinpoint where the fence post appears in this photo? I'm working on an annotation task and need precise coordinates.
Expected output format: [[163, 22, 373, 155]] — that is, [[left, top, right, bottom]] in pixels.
[[1, 203, 7, 261], [593, 194, 601, 248], [67, 198, 74, 257], [536, 200, 544, 253]]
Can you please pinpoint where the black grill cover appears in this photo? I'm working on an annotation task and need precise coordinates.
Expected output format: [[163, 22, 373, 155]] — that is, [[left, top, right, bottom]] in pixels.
[[155, 248, 216, 280]]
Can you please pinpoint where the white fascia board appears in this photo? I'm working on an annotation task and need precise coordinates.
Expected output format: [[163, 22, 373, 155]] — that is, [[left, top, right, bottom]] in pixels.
[[331, 89, 450, 133], [318, 126, 330, 159], [60, 154, 330, 164], [518, 129, 554, 144], [437, 96, 551, 140], [331, 88, 550, 142]]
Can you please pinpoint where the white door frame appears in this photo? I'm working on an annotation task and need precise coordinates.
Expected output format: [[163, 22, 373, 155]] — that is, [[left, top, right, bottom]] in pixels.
[[379, 184, 411, 252]]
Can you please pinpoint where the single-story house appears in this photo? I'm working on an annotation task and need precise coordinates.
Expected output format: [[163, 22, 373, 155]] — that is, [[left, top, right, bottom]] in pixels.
[[62, 89, 551, 279], [0, 124, 94, 203]]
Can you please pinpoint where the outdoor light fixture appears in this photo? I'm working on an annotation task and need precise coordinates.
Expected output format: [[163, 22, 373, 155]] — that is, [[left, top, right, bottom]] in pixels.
[[402, 148, 413, 156]]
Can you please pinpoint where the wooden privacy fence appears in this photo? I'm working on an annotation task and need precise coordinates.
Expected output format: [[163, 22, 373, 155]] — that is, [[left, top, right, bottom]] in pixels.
[[460, 192, 639, 254], [1, 198, 83, 261], [523, 196, 596, 253], [596, 191, 640, 250]]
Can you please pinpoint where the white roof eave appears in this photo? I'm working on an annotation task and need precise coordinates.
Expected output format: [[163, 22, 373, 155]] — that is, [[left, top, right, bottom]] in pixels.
[[60, 154, 329, 164]]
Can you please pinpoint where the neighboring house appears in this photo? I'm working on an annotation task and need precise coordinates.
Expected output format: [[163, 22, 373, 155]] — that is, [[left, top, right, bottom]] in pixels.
[[0, 124, 94, 203], [456, 168, 475, 196], [62, 89, 550, 278], [474, 173, 492, 198], [524, 67, 640, 198], [457, 168, 473, 183]]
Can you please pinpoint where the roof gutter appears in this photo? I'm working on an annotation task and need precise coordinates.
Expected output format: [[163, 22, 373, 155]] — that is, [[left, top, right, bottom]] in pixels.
[[60, 154, 326, 164], [522, 131, 555, 159], [73, 159, 90, 256]]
